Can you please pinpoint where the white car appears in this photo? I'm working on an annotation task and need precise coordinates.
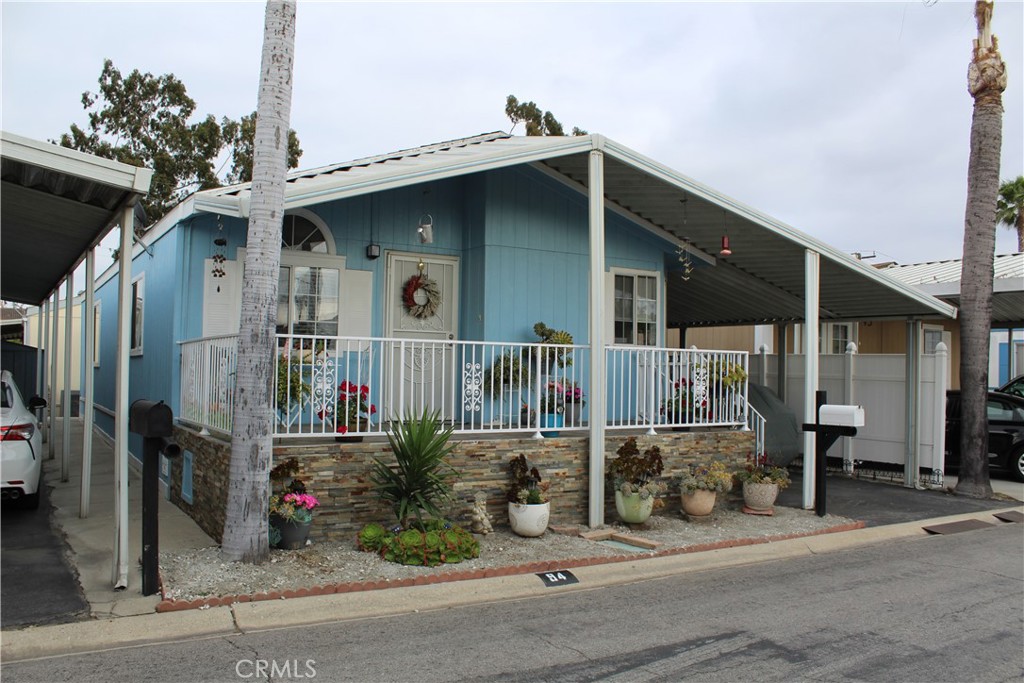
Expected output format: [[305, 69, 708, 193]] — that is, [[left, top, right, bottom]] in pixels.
[[1, 370, 46, 509]]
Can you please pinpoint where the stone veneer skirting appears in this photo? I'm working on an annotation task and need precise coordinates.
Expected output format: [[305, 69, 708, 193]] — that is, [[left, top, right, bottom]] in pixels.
[[169, 425, 754, 544]]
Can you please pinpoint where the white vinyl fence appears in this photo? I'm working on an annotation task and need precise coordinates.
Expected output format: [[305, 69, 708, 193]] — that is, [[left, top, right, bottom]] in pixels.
[[749, 343, 950, 486]]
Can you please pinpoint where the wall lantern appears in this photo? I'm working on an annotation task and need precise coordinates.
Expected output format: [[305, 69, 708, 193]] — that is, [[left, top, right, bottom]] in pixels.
[[417, 214, 434, 244]]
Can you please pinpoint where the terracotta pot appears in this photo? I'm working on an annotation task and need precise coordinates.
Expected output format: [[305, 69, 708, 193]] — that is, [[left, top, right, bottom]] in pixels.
[[742, 481, 779, 512], [508, 501, 550, 537], [681, 489, 717, 517], [614, 490, 654, 524]]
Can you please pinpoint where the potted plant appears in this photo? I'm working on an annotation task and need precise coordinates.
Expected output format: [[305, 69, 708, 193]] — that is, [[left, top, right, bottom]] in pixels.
[[678, 461, 733, 518], [607, 437, 665, 524], [321, 380, 377, 440], [269, 480, 320, 550], [735, 453, 791, 514], [275, 354, 310, 418], [538, 380, 567, 436], [506, 454, 550, 537]]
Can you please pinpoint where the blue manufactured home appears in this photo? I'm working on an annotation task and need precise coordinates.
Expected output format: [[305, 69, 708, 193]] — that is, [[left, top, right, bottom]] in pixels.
[[88, 131, 955, 521]]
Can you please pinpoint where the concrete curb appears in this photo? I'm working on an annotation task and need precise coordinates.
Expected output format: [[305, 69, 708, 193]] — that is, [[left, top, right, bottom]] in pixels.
[[3, 506, 1020, 662]]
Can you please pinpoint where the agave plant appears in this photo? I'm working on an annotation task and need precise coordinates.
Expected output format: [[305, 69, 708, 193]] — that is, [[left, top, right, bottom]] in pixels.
[[370, 409, 457, 528]]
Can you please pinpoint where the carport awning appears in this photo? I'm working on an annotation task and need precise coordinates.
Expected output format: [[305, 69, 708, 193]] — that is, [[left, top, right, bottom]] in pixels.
[[1, 131, 152, 305]]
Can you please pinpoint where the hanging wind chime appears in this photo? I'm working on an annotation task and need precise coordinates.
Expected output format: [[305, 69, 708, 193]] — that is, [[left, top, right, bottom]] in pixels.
[[678, 196, 694, 281], [211, 216, 227, 290]]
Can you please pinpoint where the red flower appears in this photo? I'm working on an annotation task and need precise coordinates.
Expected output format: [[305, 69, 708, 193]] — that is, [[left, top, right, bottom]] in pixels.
[[359, 385, 370, 397], [370, 405, 377, 415], [340, 380, 358, 394], [336, 424, 348, 434]]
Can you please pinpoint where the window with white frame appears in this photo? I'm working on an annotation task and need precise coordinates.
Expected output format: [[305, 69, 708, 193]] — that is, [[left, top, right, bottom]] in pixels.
[[923, 325, 944, 354], [130, 275, 144, 355], [275, 214, 340, 338], [614, 272, 659, 346], [820, 322, 854, 354]]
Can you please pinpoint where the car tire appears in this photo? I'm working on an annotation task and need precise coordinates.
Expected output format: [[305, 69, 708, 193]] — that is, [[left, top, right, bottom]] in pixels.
[[1010, 447, 1024, 483], [19, 490, 40, 510]]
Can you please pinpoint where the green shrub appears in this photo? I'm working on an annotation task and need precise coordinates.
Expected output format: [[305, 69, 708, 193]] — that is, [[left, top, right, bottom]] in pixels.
[[370, 409, 456, 527]]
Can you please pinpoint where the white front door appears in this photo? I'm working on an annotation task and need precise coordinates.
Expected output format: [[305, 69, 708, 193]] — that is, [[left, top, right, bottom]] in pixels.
[[385, 253, 459, 421]]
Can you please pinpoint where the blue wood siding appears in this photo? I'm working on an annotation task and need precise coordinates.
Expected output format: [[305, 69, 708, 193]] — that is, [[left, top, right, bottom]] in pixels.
[[93, 227, 183, 451]]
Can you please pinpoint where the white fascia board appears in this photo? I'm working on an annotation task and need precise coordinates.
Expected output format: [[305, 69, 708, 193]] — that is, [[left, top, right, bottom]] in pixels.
[[1, 130, 153, 193], [602, 139, 958, 320], [278, 137, 596, 211], [995, 276, 1024, 294], [193, 193, 245, 218], [528, 161, 717, 267]]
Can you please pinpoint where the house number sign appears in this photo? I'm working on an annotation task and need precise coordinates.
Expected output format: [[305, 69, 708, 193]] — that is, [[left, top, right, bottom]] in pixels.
[[536, 570, 579, 587]]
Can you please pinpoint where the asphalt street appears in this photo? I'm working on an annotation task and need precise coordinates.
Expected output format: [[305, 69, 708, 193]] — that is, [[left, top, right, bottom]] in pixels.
[[3, 519, 1021, 683]]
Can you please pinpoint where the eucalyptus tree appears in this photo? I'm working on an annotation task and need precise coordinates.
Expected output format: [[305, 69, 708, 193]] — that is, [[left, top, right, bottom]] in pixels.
[[996, 176, 1024, 251], [61, 61, 302, 222], [505, 95, 587, 136], [221, 0, 297, 563], [956, 0, 1007, 499]]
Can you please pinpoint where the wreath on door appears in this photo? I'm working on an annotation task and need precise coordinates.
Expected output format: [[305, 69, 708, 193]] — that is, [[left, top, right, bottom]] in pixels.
[[402, 274, 442, 319]]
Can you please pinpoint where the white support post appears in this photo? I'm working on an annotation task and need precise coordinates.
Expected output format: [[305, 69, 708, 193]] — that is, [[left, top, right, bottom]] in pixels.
[[81, 250, 95, 517], [39, 299, 49, 444], [904, 320, 922, 488], [758, 344, 768, 387], [843, 341, 857, 474], [802, 250, 819, 510], [112, 206, 133, 589], [49, 289, 59, 459], [588, 144, 607, 529], [931, 342, 949, 487], [62, 276, 73, 482]]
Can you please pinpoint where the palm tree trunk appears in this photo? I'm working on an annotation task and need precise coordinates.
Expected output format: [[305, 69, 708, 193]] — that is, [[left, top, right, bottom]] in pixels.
[[222, 0, 297, 562], [955, 1, 1006, 499]]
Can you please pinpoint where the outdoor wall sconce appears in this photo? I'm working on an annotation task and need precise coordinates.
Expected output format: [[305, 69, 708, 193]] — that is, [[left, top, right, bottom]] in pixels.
[[418, 214, 434, 244], [366, 243, 381, 259]]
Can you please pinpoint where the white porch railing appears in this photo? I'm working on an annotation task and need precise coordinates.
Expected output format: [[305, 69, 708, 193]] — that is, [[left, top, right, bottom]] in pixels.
[[178, 334, 750, 439]]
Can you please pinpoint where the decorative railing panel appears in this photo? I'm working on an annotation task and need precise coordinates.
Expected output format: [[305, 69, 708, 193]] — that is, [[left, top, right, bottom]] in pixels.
[[179, 335, 749, 439]]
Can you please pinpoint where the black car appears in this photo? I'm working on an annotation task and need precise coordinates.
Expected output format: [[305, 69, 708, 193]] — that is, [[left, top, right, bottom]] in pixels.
[[945, 390, 1024, 482], [998, 374, 1024, 399]]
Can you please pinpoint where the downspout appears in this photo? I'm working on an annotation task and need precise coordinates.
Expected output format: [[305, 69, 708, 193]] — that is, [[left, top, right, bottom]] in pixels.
[[588, 140, 607, 528], [904, 320, 922, 488], [802, 250, 819, 510], [777, 322, 788, 402], [38, 299, 48, 444]]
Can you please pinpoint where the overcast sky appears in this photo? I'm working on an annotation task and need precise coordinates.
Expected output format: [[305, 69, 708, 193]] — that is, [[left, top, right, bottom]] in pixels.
[[3, 0, 1022, 274]]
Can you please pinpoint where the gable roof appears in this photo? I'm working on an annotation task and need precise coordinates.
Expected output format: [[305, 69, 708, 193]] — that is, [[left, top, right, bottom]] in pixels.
[[882, 253, 1023, 324], [186, 132, 956, 327]]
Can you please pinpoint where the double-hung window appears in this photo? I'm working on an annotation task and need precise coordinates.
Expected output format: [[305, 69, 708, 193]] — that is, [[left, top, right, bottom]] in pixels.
[[614, 272, 659, 346], [275, 214, 340, 339]]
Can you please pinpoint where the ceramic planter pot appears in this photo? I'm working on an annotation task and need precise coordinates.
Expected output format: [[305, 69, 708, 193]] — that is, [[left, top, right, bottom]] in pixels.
[[681, 489, 717, 517], [508, 501, 550, 537], [614, 490, 655, 524], [742, 481, 779, 512], [541, 413, 563, 437], [271, 514, 312, 550]]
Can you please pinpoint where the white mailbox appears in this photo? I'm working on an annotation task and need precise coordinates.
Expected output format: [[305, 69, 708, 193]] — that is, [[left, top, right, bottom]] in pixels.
[[819, 404, 865, 428]]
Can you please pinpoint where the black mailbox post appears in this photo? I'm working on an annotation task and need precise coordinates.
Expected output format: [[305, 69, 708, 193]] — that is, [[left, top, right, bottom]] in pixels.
[[801, 390, 859, 518], [129, 399, 181, 596]]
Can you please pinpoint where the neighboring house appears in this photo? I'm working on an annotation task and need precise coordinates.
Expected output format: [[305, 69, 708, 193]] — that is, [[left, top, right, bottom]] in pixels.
[[21, 299, 84, 414], [0, 306, 26, 343], [87, 132, 954, 540], [877, 253, 1024, 389]]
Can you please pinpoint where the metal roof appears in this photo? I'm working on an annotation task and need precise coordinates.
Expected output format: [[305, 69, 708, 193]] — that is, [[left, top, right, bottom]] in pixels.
[[882, 253, 1023, 324], [1, 131, 153, 305], [192, 131, 956, 327]]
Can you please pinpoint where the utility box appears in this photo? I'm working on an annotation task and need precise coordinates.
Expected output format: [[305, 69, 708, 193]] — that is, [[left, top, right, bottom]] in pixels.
[[819, 404, 865, 428]]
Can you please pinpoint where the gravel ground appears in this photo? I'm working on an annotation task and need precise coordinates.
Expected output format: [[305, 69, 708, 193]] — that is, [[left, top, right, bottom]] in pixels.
[[160, 499, 856, 602]]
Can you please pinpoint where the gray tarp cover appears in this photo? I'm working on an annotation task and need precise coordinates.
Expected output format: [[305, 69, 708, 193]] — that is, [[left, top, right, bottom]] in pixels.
[[748, 383, 801, 466]]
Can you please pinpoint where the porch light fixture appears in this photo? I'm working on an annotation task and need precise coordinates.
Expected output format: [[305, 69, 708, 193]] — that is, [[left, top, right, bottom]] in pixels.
[[719, 235, 732, 257], [417, 214, 434, 244], [366, 243, 381, 259]]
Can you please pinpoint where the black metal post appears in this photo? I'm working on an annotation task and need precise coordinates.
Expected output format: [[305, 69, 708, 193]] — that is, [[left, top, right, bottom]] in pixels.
[[815, 390, 827, 517], [141, 437, 160, 596]]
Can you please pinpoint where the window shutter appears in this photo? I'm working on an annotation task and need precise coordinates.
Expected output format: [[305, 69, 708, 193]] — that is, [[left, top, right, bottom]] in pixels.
[[202, 259, 240, 336], [340, 269, 373, 337]]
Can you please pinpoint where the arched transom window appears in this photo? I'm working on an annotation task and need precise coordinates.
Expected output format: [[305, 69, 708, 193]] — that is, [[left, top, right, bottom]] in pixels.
[[277, 213, 339, 337]]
